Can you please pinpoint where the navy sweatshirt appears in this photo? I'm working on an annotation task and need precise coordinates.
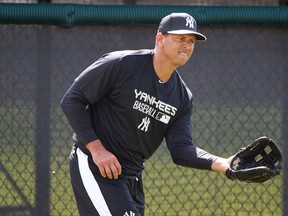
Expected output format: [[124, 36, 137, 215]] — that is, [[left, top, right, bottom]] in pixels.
[[61, 49, 218, 175]]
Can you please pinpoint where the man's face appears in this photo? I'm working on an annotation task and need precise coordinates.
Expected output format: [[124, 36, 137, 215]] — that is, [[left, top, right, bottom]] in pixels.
[[159, 33, 196, 67]]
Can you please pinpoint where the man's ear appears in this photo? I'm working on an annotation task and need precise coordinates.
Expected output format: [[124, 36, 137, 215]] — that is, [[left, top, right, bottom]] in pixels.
[[155, 33, 165, 47]]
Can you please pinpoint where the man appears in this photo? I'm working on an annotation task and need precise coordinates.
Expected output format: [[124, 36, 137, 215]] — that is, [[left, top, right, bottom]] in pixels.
[[61, 13, 231, 216]]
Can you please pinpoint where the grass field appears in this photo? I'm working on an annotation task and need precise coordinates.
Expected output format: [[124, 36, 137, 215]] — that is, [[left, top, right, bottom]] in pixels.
[[0, 102, 283, 215]]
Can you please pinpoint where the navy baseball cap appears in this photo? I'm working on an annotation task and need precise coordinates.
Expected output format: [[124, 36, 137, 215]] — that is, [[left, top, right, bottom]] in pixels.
[[157, 13, 207, 41]]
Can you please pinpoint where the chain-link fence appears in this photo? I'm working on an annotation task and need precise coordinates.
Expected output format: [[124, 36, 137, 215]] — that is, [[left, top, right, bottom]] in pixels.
[[0, 4, 287, 216]]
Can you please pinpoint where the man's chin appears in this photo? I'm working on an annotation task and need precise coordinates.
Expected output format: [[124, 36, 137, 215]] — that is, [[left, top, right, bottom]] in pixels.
[[177, 58, 190, 66]]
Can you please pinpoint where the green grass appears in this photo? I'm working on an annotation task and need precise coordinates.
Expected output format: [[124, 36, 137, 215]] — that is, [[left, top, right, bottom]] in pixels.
[[0, 102, 283, 216]]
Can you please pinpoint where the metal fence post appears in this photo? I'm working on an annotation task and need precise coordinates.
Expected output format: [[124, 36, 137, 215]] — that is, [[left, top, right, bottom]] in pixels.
[[282, 93, 288, 216], [281, 34, 288, 216], [33, 26, 51, 216], [282, 87, 288, 213]]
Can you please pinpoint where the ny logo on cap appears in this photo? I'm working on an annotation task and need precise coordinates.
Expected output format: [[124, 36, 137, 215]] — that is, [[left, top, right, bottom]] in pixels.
[[186, 16, 195, 29]]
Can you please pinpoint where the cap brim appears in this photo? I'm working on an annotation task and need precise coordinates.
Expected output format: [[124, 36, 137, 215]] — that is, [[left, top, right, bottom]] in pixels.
[[167, 30, 207, 41]]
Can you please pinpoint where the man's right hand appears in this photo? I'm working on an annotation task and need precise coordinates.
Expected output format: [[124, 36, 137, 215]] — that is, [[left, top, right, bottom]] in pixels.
[[86, 140, 122, 179]]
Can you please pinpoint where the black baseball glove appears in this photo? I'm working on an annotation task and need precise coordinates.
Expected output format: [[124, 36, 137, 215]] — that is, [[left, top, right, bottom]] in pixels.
[[225, 136, 283, 183]]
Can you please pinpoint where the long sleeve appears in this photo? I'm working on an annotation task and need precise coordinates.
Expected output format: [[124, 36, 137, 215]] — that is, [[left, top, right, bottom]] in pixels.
[[60, 82, 99, 146], [165, 98, 218, 170], [60, 53, 119, 146]]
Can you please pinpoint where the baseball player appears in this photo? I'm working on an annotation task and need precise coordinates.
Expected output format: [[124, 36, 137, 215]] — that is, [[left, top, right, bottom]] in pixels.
[[61, 13, 231, 216]]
